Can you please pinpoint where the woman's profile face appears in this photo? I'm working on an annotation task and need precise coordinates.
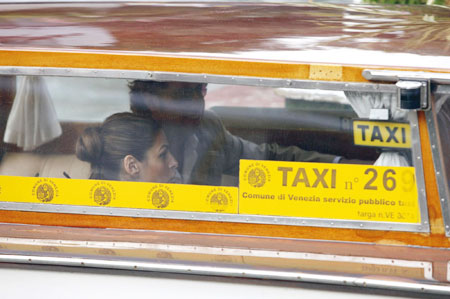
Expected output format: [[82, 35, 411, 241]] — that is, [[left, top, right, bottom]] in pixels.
[[138, 131, 179, 183]]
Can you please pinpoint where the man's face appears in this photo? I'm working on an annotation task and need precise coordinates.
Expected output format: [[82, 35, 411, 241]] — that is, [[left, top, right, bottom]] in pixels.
[[143, 82, 206, 125]]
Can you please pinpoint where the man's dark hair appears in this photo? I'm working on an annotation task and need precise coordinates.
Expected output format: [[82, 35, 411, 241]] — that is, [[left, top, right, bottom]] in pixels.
[[128, 80, 169, 116]]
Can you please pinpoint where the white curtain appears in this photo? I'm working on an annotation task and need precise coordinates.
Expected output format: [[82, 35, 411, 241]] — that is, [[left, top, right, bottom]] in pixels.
[[3, 76, 62, 151], [345, 91, 409, 166]]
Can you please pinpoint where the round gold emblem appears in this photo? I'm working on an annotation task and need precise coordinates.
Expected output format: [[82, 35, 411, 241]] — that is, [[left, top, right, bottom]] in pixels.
[[93, 186, 112, 206], [36, 183, 55, 202], [210, 192, 228, 208], [32, 179, 58, 202], [206, 188, 232, 213], [151, 189, 170, 208], [248, 167, 266, 188], [90, 182, 115, 206], [147, 185, 173, 209]]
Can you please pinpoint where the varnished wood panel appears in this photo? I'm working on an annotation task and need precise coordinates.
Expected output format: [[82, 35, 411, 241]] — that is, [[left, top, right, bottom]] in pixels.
[[1, 49, 450, 84]]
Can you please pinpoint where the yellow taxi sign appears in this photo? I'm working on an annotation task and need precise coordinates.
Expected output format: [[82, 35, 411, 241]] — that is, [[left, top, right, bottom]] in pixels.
[[353, 120, 411, 149], [239, 160, 420, 223]]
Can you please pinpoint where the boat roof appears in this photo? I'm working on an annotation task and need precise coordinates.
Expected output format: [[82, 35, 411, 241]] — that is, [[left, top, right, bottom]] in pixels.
[[0, 1, 449, 75]]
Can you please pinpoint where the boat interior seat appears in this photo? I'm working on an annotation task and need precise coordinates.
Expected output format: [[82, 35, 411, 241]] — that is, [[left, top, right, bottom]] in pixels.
[[0, 152, 90, 179]]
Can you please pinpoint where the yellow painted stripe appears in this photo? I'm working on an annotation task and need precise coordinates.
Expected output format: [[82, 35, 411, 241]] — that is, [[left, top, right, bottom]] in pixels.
[[0, 175, 238, 214], [0, 158, 421, 224]]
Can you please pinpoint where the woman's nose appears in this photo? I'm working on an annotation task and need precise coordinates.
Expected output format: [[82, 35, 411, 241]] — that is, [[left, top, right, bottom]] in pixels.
[[168, 152, 178, 169]]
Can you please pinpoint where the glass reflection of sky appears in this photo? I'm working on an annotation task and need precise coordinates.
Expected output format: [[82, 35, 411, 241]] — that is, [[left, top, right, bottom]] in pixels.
[[179, 48, 450, 70], [0, 26, 116, 47]]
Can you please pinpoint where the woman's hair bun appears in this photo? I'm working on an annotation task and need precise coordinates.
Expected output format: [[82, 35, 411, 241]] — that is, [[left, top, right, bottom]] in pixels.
[[76, 126, 103, 163]]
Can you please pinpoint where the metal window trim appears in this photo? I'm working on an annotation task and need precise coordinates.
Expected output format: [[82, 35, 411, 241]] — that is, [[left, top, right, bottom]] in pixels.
[[363, 69, 450, 85], [0, 66, 398, 93], [408, 111, 430, 233], [0, 253, 448, 295], [0, 199, 428, 233], [0, 66, 429, 232], [0, 236, 435, 281]]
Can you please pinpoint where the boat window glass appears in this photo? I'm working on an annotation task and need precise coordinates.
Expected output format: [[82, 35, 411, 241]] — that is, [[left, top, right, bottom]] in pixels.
[[0, 75, 426, 231]]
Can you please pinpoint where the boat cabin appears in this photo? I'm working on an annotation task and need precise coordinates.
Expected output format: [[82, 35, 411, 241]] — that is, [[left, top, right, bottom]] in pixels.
[[0, 1, 449, 296]]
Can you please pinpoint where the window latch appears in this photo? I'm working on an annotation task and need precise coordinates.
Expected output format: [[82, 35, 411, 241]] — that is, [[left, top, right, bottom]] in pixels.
[[396, 80, 429, 110], [362, 69, 450, 111]]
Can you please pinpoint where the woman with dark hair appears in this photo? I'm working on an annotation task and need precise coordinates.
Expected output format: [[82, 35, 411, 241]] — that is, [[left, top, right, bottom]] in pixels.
[[76, 112, 180, 183]]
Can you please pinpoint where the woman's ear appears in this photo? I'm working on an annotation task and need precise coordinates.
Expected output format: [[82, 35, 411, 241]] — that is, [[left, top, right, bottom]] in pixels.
[[123, 155, 141, 178]]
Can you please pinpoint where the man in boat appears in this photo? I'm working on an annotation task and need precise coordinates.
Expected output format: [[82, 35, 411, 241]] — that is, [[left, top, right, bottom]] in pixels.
[[128, 80, 347, 186]]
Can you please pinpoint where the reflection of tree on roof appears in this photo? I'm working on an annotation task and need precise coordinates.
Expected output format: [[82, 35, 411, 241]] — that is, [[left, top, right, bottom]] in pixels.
[[0, 3, 449, 57]]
